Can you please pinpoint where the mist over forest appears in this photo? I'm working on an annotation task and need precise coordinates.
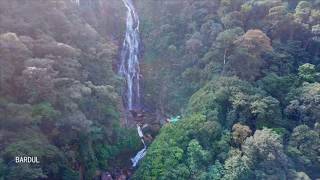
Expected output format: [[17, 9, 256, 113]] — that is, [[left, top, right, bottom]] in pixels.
[[0, 0, 319, 179]]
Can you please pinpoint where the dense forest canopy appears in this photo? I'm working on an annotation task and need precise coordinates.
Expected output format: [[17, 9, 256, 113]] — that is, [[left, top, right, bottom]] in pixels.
[[0, 0, 141, 179], [135, 0, 320, 179], [0, 0, 320, 179]]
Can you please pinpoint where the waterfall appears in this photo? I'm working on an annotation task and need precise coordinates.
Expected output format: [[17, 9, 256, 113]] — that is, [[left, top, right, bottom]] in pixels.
[[70, 0, 80, 6], [120, 0, 146, 167], [119, 0, 141, 111]]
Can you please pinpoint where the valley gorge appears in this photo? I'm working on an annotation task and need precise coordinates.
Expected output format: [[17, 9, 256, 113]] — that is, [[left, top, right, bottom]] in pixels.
[[0, 0, 320, 179]]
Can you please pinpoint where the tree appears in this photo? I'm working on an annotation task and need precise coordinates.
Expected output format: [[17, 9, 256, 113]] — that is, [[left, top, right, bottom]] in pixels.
[[232, 123, 252, 147], [287, 125, 320, 177], [19, 58, 58, 104], [250, 96, 283, 128], [266, 5, 295, 41], [6, 165, 47, 180], [134, 114, 225, 179], [0, 33, 32, 96], [214, 27, 244, 65], [187, 139, 210, 178], [0, 158, 4, 179], [0, 1, 131, 179], [224, 29, 273, 81], [257, 73, 296, 105], [223, 149, 252, 180], [206, 160, 225, 180], [234, 29, 273, 56], [298, 63, 318, 82], [186, 32, 203, 52], [240, 0, 282, 29], [200, 21, 223, 45], [0, 103, 33, 130], [242, 128, 289, 179], [221, 11, 243, 29], [2, 137, 67, 179], [188, 76, 283, 128], [294, 1, 312, 26], [285, 82, 320, 126], [288, 170, 311, 180]]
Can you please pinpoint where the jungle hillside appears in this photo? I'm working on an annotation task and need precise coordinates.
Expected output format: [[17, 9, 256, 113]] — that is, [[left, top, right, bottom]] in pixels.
[[0, 0, 320, 180]]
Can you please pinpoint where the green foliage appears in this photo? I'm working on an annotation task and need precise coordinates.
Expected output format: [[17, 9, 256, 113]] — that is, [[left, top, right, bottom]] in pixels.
[[298, 63, 319, 82], [223, 149, 252, 180], [134, 114, 224, 179], [135, 0, 320, 178], [250, 96, 283, 128], [257, 73, 296, 104], [187, 139, 210, 178], [215, 28, 245, 52], [0, 0, 320, 179], [287, 125, 320, 177], [221, 128, 289, 179], [6, 165, 47, 180], [188, 76, 283, 128], [286, 82, 320, 126], [232, 123, 252, 147], [0, 159, 4, 180], [242, 128, 289, 179], [206, 161, 225, 180], [133, 1, 320, 178], [187, 77, 255, 123], [295, 1, 312, 24], [0, 103, 34, 129], [1, 136, 66, 179], [61, 167, 79, 180], [0, 0, 132, 179], [32, 102, 60, 123]]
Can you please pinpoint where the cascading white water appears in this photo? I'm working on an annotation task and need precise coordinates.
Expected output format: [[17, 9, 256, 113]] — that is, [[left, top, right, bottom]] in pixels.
[[120, 0, 146, 167], [70, 0, 80, 6], [119, 0, 141, 111]]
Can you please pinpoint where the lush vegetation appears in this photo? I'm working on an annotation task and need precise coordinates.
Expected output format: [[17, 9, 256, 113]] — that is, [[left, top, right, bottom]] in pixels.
[[134, 0, 320, 179], [0, 0, 320, 179], [0, 0, 141, 179]]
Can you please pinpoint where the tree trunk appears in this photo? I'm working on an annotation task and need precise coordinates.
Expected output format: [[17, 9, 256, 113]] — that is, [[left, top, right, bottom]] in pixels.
[[223, 49, 228, 65], [79, 163, 85, 180]]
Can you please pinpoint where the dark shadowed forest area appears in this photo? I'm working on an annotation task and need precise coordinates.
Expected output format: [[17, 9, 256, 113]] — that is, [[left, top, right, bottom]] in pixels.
[[0, 0, 319, 179]]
